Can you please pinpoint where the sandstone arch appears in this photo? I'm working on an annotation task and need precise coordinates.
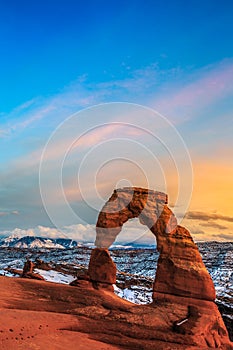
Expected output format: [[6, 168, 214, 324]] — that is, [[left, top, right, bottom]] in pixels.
[[88, 187, 216, 301]]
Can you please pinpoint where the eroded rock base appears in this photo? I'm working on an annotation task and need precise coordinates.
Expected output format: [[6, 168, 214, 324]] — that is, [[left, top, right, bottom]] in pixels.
[[1, 277, 231, 350]]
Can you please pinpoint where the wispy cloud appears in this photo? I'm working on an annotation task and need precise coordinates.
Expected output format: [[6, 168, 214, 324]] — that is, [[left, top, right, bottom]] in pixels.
[[212, 233, 233, 241], [14, 105, 56, 130], [0, 210, 19, 217], [0, 128, 9, 138], [202, 222, 228, 230], [1, 85, 96, 137], [183, 209, 233, 242], [186, 211, 233, 223], [2, 59, 233, 137], [182, 222, 233, 242], [1, 60, 233, 234], [5, 123, 144, 173], [96, 63, 162, 94], [153, 59, 233, 120]]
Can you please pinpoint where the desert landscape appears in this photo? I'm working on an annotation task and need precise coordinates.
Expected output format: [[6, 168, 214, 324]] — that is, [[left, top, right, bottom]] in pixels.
[[0, 274, 231, 350], [0, 187, 232, 349], [1, 1, 233, 349]]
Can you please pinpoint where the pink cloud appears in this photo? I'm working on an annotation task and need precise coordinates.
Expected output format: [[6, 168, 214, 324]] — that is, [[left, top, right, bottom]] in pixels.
[[153, 60, 233, 118], [8, 123, 144, 172]]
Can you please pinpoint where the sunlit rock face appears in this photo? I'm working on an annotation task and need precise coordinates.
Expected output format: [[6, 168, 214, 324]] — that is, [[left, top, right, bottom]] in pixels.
[[88, 248, 116, 292], [95, 187, 169, 248], [90, 187, 216, 301]]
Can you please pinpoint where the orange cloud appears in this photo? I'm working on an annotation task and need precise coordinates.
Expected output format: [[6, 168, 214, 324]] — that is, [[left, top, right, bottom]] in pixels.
[[180, 156, 233, 241]]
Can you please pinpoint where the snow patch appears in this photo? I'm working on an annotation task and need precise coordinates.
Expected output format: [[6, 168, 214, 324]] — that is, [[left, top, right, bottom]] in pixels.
[[34, 268, 76, 284]]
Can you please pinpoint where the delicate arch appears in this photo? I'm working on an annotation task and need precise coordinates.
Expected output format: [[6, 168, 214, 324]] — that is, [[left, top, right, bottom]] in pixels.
[[88, 187, 215, 301]]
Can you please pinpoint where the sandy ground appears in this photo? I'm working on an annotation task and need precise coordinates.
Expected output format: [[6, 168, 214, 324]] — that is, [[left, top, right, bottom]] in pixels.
[[0, 277, 120, 350], [0, 276, 232, 350], [0, 309, 119, 350]]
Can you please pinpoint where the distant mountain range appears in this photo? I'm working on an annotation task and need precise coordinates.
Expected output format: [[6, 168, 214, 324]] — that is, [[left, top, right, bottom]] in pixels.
[[0, 233, 158, 250], [0, 234, 78, 249], [2, 234, 230, 251]]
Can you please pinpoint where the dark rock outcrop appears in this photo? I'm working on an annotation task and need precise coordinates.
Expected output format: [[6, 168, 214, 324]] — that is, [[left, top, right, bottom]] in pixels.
[[21, 260, 44, 280], [22, 260, 35, 275]]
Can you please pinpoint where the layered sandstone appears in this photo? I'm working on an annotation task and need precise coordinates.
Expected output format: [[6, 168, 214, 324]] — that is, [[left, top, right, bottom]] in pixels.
[[93, 187, 215, 301], [86, 187, 232, 349]]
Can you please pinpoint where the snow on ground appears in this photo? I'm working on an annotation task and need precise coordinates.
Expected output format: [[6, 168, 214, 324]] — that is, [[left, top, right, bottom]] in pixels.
[[34, 269, 76, 284], [0, 242, 231, 309], [0, 269, 16, 277], [114, 284, 153, 304]]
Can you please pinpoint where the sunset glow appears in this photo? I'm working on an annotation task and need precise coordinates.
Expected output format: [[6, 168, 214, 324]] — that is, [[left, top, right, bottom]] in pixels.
[[0, 1, 232, 243]]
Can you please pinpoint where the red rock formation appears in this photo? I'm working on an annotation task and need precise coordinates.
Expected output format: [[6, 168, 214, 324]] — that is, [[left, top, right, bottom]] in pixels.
[[22, 260, 44, 280], [88, 248, 116, 292], [86, 187, 232, 349], [0, 276, 232, 350], [22, 260, 35, 275], [92, 187, 215, 301]]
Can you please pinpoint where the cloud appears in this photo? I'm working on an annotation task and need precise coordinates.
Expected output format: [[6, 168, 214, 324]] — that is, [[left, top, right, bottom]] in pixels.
[[11, 210, 19, 215], [202, 222, 228, 230], [5, 114, 148, 175], [212, 233, 233, 241], [187, 224, 233, 242], [153, 59, 233, 120], [1, 59, 233, 235], [0, 210, 20, 217], [14, 105, 56, 131], [96, 63, 162, 96], [1, 86, 96, 139], [0, 226, 66, 240], [3, 59, 233, 137], [2, 218, 232, 244], [182, 214, 233, 242], [40, 123, 142, 164], [0, 129, 9, 138], [186, 211, 233, 222], [1, 65, 158, 141], [187, 227, 206, 235], [0, 218, 153, 245]]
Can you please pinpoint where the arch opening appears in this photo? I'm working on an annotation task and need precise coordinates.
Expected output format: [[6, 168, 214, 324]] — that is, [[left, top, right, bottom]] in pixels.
[[110, 218, 158, 304]]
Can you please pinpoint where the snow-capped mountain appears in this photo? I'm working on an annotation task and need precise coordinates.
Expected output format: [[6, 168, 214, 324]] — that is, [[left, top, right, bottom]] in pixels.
[[0, 235, 78, 249], [1, 233, 22, 245]]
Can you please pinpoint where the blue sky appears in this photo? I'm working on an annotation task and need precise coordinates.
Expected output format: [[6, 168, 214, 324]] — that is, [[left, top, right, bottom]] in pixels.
[[1, 0, 233, 111], [0, 0, 233, 243]]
